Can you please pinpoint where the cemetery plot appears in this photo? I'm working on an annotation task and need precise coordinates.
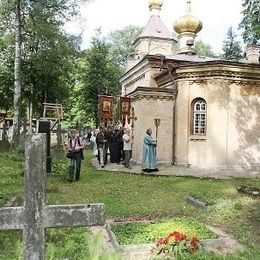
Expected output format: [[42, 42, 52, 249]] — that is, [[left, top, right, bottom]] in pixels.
[[108, 218, 218, 245], [106, 219, 245, 257]]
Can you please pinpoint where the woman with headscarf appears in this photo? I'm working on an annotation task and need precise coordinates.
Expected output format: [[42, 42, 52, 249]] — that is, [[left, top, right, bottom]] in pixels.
[[141, 128, 158, 172]]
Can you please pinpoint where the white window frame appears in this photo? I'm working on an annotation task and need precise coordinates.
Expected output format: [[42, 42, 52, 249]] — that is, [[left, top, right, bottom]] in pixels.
[[192, 99, 207, 135]]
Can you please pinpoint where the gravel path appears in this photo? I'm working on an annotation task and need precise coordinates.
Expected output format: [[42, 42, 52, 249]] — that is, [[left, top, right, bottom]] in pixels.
[[92, 158, 259, 179]]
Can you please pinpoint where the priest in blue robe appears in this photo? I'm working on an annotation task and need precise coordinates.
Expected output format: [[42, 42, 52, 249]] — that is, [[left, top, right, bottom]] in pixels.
[[141, 128, 158, 172]]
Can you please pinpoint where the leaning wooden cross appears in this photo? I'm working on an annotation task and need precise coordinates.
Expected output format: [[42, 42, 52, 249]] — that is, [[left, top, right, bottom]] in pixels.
[[0, 134, 105, 260]]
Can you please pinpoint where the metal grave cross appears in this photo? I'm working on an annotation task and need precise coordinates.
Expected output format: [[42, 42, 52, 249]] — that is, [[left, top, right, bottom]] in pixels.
[[0, 134, 105, 260]]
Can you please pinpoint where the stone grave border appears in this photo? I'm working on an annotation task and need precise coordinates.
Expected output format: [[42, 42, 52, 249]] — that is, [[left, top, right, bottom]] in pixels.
[[186, 195, 213, 209], [236, 185, 260, 197], [105, 219, 244, 256]]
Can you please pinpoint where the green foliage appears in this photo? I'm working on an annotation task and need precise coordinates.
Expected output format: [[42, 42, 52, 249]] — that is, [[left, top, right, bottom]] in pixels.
[[107, 25, 143, 68], [0, 192, 10, 207], [0, 0, 83, 117], [0, 231, 22, 260], [51, 158, 67, 177], [111, 219, 217, 245], [46, 228, 90, 259], [194, 40, 216, 57], [76, 33, 121, 127], [0, 33, 14, 111], [0, 150, 24, 206], [0, 228, 121, 260], [239, 0, 260, 44], [65, 25, 142, 127], [1, 150, 260, 259], [222, 27, 243, 61]]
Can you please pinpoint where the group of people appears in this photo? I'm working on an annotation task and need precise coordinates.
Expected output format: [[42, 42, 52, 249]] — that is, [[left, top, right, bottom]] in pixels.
[[94, 125, 133, 169], [66, 125, 158, 182]]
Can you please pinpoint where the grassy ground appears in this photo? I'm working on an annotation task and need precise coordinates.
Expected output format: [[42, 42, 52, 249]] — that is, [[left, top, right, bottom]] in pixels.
[[0, 149, 259, 259]]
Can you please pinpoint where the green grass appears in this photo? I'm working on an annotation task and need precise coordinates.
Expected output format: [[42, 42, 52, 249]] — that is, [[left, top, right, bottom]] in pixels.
[[0, 151, 24, 207], [0, 149, 260, 259], [0, 228, 121, 260], [111, 218, 218, 245]]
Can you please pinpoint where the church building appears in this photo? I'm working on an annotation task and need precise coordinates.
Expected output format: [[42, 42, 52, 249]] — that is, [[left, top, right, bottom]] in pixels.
[[120, 0, 260, 171]]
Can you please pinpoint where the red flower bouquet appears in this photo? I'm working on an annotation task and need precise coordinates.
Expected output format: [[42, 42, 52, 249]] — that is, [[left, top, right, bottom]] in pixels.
[[153, 231, 202, 258]]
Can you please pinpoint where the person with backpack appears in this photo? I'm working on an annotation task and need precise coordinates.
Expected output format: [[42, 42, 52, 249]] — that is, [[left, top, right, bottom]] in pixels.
[[67, 129, 84, 181]]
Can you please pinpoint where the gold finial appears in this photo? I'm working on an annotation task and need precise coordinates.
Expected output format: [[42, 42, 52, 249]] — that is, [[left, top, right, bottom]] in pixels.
[[173, 0, 202, 34], [148, 0, 163, 11]]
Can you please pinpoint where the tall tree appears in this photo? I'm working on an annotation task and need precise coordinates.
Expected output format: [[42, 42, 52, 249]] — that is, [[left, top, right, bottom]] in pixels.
[[239, 0, 260, 44], [79, 34, 121, 127], [107, 25, 143, 68], [0, 0, 86, 133], [12, 0, 22, 143], [20, 0, 82, 115], [222, 27, 243, 61], [194, 40, 216, 57], [0, 26, 14, 112]]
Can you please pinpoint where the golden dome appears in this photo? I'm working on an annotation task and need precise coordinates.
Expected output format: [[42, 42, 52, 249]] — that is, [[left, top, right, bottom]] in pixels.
[[173, 1, 202, 34], [149, 0, 163, 11]]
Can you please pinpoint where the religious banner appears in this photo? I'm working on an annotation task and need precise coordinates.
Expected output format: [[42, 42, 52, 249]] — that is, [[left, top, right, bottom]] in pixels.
[[99, 95, 114, 126], [120, 96, 131, 125]]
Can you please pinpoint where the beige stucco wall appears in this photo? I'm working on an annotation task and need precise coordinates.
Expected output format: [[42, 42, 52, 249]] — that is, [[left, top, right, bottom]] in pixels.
[[175, 79, 260, 170], [122, 67, 164, 96], [227, 84, 260, 169], [131, 96, 173, 164]]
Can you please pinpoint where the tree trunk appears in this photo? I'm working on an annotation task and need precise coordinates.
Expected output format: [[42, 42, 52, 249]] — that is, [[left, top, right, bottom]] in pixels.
[[12, 0, 22, 144]]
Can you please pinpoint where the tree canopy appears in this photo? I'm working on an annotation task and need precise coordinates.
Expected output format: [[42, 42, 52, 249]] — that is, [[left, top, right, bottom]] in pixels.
[[194, 40, 216, 57], [239, 0, 260, 44], [0, 0, 83, 118], [222, 27, 243, 61], [72, 33, 121, 127], [107, 25, 143, 68]]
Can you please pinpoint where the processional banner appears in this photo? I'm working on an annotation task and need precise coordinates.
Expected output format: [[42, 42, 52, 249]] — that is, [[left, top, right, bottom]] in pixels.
[[120, 96, 131, 125], [99, 95, 114, 126]]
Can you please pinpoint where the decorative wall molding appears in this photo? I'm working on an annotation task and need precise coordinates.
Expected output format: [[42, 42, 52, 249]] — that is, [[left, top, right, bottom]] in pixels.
[[124, 74, 146, 88], [128, 87, 175, 101], [175, 70, 260, 83]]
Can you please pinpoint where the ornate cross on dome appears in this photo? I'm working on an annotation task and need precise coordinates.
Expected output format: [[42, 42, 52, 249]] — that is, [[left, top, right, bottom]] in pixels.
[[149, 0, 163, 13], [186, 1, 192, 13]]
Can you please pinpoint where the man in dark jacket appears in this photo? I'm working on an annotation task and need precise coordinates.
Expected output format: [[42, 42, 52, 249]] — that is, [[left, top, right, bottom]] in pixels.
[[96, 126, 106, 167]]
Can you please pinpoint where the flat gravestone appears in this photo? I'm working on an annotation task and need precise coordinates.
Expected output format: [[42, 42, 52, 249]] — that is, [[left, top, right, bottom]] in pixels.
[[0, 134, 105, 260]]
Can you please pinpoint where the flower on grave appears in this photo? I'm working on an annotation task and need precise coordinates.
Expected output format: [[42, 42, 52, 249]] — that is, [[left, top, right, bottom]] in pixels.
[[152, 231, 202, 258]]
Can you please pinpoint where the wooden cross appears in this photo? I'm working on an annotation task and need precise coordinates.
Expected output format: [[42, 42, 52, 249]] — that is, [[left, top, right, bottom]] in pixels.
[[0, 134, 105, 260]]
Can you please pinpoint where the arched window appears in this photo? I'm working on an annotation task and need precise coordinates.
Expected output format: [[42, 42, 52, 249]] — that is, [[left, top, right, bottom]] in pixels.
[[192, 98, 207, 135]]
